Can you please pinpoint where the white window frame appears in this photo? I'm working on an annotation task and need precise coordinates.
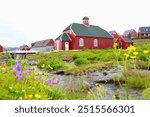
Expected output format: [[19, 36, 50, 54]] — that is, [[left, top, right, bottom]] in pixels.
[[93, 39, 98, 47], [79, 38, 84, 47]]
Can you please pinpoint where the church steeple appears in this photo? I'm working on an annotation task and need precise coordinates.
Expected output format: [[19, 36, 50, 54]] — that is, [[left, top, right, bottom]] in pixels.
[[83, 16, 89, 26]]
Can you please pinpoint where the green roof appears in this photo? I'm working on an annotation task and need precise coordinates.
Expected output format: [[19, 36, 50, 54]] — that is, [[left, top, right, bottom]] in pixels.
[[64, 23, 113, 39], [55, 33, 71, 41], [61, 33, 71, 41]]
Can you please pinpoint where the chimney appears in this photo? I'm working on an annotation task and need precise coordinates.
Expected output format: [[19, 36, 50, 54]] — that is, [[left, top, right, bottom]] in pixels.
[[83, 16, 89, 26]]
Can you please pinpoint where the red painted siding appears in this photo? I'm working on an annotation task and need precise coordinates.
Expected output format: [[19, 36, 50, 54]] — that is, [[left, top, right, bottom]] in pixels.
[[130, 30, 137, 38], [21, 46, 30, 51], [116, 38, 132, 49], [138, 32, 150, 39], [74, 36, 113, 50], [47, 39, 54, 46], [111, 33, 119, 39], [0, 45, 3, 52], [123, 30, 137, 39]]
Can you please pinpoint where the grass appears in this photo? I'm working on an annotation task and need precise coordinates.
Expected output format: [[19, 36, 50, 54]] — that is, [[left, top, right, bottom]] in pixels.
[[123, 69, 150, 88]]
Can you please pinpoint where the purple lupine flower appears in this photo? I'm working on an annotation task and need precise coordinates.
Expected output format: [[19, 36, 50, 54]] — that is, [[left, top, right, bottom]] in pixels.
[[13, 63, 21, 72], [37, 76, 42, 82], [17, 75, 22, 81], [16, 60, 21, 64], [23, 69, 30, 76], [2, 61, 6, 66], [45, 80, 51, 86], [3, 70, 6, 74], [16, 71, 22, 81], [53, 78, 60, 84]]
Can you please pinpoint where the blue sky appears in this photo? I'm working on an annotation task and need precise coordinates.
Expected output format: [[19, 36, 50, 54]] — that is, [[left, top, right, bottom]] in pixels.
[[0, 0, 150, 47]]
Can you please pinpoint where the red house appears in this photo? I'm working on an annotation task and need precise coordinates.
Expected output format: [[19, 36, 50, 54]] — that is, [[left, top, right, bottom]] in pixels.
[[123, 29, 137, 39], [19, 44, 30, 51], [55, 16, 114, 51], [138, 26, 150, 39], [109, 30, 120, 39], [0, 45, 3, 52], [116, 37, 133, 49]]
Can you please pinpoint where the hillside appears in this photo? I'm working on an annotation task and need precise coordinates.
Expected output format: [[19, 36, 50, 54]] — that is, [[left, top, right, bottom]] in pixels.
[[133, 39, 150, 45]]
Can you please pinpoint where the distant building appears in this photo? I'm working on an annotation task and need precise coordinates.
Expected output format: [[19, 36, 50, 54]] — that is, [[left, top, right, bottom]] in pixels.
[[123, 29, 137, 39], [55, 16, 113, 51], [109, 30, 120, 39], [19, 44, 30, 51], [138, 26, 150, 39], [116, 37, 133, 49], [0, 45, 3, 52], [30, 39, 54, 52]]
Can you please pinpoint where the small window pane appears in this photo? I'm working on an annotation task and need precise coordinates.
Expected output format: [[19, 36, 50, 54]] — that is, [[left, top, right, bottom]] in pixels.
[[94, 39, 98, 47], [79, 38, 84, 47]]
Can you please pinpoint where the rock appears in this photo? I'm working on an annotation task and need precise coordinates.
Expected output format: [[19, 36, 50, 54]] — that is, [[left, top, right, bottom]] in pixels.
[[56, 70, 65, 75], [90, 71, 100, 76], [103, 72, 108, 76]]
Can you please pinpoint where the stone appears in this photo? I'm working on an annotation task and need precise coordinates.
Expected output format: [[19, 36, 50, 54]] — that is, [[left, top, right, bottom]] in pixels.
[[56, 70, 65, 75], [103, 72, 108, 76]]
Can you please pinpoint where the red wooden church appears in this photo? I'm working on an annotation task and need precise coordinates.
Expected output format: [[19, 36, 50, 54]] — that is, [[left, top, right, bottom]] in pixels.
[[0, 45, 3, 52], [55, 17, 114, 51]]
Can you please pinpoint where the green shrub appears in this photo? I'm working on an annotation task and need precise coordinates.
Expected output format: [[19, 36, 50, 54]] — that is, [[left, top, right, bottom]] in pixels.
[[48, 87, 67, 100], [138, 54, 148, 61], [49, 60, 65, 70], [37, 59, 46, 68], [6, 59, 16, 66], [143, 88, 150, 100], [74, 57, 90, 65]]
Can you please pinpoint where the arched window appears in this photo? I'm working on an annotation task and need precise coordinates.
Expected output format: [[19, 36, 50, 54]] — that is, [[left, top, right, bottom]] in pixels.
[[79, 38, 84, 47], [93, 39, 98, 47]]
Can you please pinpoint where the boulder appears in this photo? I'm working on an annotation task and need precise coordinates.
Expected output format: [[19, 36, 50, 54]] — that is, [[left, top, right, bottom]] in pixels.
[[56, 70, 65, 75]]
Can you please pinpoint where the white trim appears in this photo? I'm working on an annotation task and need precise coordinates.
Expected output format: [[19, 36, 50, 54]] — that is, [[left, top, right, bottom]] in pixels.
[[70, 24, 77, 36], [66, 33, 72, 41], [79, 38, 84, 47], [93, 39, 98, 47], [65, 42, 69, 51]]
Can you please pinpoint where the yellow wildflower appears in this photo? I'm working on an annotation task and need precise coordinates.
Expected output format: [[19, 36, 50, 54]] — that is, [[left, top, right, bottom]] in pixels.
[[113, 43, 118, 48], [18, 97, 23, 100], [39, 72, 43, 75], [130, 56, 136, 59], [1, 67, 6, 71], [25, 94, 33, 99], [143, 50, 149, 54], [41, 64, 45, 68], [88, 91, 92, 95], [35, 94, 42, 99], [42, 75, 46, 79], [133, 51, 138, 56], [128, 45, 136, 51], [124, 53, 129, 58], [95, 83, 99, 86], [48, 65, 53, 70], [113, 95, 116, 99]]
